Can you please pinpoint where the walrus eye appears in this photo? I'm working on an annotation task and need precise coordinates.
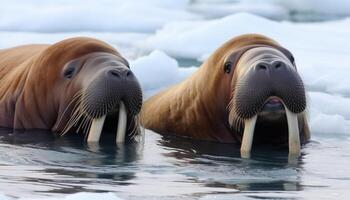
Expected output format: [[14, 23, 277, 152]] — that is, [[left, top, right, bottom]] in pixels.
[[63, 66, 75, 78], [290, 55, 295, 64], [224, 62, 232, 74]]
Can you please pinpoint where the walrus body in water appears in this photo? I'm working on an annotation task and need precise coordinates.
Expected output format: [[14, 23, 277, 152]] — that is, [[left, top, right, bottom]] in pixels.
[[141, 34, 309, 157], [0, 37, 142, 143]]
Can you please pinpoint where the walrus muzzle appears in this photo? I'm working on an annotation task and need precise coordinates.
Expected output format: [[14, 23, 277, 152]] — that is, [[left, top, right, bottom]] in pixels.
[[81, 66, 142, 143], [230, 60, 306, 158]]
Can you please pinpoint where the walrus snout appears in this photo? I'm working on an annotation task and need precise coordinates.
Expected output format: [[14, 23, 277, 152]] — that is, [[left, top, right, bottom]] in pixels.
[[81, 65, 142, 144], [234, 60, 306, 119], [229, 49, 307, 159], [81, 66, 142, 118]]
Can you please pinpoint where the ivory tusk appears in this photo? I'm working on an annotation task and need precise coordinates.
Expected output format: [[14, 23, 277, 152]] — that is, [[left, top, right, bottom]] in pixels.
[[116, 102, 127, 143], [285, 108, 301, 157], [240, 115, 258, 158], [87, 115, 106, 142]]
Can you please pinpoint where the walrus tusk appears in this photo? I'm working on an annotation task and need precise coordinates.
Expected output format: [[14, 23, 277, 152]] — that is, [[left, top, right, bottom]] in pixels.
[[86, 102, 127, 143], [240, 108, 301, 159], [240, 115, 257, 158], [87, 115, 106, 142], [116, 102, 127, 143], [285, 108, 301, 157]]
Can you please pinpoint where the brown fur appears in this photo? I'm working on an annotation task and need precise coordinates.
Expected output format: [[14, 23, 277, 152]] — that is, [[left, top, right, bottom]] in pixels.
[[0, 37, 119, 130], [141, 34, 309, 143]]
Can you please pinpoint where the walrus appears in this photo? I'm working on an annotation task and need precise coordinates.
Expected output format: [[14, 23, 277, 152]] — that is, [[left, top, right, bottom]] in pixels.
[[141, 34, 310, 158], [0, 37, 143, 143]]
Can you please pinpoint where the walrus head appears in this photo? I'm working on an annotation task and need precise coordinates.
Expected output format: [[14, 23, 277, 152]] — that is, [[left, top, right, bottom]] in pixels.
[[225, 43, 307, 158], [55, 52, 142, 143]]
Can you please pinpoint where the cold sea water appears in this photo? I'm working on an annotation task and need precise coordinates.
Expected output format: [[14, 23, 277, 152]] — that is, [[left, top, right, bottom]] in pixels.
[[0, 124, 349, 199]]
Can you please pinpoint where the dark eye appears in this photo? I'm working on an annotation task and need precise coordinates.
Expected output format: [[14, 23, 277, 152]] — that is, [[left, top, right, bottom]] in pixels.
[[290, 55, 295, 64], [224, 62, 232, 74], [63, 66, 75, 78]]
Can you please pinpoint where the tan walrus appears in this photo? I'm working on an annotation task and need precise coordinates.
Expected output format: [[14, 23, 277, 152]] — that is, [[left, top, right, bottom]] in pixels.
[[0, 37, 142, 143], [141, 34, 310, 157]]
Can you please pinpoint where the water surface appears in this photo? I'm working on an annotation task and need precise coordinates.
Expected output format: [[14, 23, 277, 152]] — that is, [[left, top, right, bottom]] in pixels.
[[0, 128, 349, 199]]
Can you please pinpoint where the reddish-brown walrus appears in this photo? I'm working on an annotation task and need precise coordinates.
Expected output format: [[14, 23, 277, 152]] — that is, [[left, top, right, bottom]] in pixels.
[[141, 34, 310, 158], [0, 37, 142, 143]]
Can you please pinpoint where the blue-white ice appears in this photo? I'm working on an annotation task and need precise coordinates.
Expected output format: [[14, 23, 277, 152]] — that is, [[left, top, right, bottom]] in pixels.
[[0, 192, 122, 200], [1, 0, 350, 199]]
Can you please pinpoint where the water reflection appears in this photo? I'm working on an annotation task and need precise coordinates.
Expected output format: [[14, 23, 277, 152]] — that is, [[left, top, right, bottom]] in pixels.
[[159, 134, 304, 165], [0, 129, 144, 198], [0, 129, 333, 200], [158, 134, 305, 195]]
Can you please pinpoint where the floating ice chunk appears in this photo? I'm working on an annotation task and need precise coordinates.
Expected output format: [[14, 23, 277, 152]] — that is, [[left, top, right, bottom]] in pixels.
[[131, 50, 196, 95], [141, 13, 293, 59], [0, 192, 123, 200], [309, 92, 350, 119], [309, 112, 350, 136], [190, 1, 289, 20], [308, 92, 350, 136], [0, 0, 199, 33], [192, 0, 350, 20]]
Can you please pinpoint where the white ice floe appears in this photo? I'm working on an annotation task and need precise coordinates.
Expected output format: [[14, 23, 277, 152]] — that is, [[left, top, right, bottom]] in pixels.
[[190, 0, 289, 20], [0, 31, 149, 59], [0, 192, 122, 200], [0, 0, 199, 33], [131, 50, 197, 96], [191, 0, 350, 20], [1, 0, 350, 34], [308, 92, 350, 135], [141, 13, 350, 60]]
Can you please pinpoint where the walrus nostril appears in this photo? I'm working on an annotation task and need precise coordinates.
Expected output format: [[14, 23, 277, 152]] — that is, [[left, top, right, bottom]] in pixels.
[[273, 61, 286, 70], [108, 68, 132, 78], [109, 70, 120, 77], [256, 63, 268, 70]]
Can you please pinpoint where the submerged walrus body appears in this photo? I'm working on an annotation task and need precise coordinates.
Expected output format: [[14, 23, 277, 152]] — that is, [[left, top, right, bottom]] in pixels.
[[0, 37, 143, 143], [141, 34, 310, 157]]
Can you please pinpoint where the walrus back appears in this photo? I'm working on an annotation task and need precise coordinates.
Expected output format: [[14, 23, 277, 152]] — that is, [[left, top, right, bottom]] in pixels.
[[0, 44, 48, 81]]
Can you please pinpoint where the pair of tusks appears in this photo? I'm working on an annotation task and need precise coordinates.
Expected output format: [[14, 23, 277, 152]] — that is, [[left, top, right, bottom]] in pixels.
[[87, 102, 127, 143], [240, 108, 301, 158]]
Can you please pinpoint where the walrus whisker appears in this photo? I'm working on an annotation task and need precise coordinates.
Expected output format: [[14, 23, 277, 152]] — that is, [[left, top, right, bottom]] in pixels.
[[56, 92, 82, 124], [77, 104, 90, 133], [76, 114, 87, 133], [60, 97, 84, 136], [83, 116, 92, 132], [64, 96, 84, 127], [57, 91, 82, 135]]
